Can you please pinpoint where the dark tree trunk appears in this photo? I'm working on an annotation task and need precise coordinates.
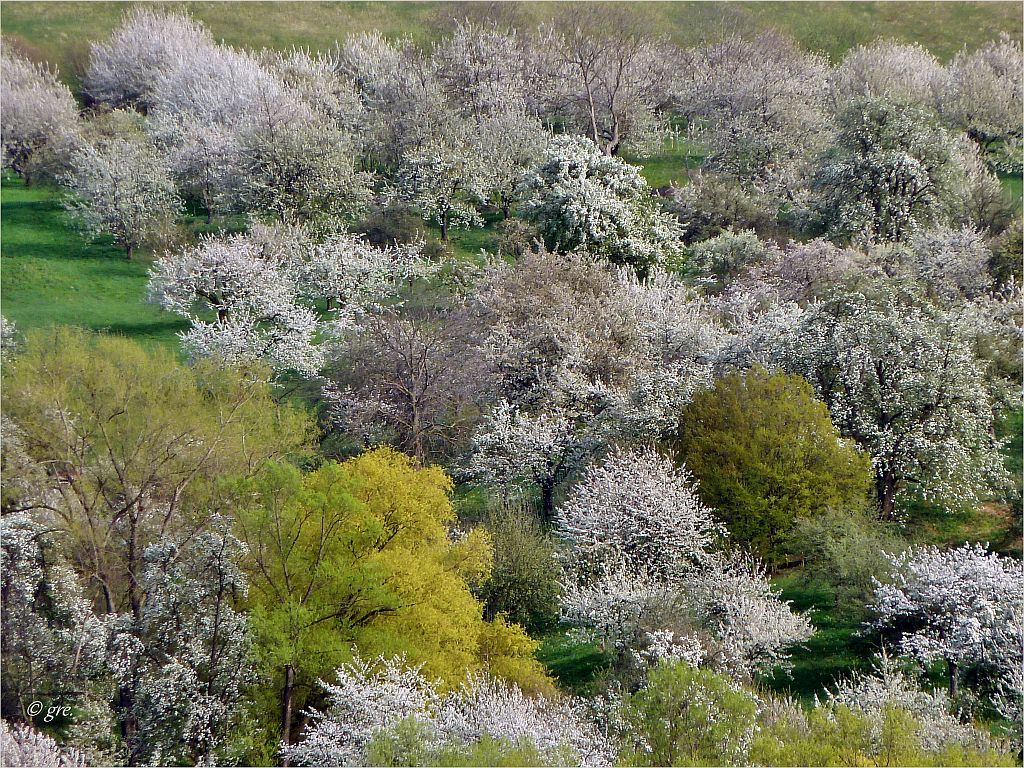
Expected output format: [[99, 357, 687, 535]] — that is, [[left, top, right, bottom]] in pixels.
[[281, 664, 295, 766], [540, 481, 555, 524], [125, 244, 134, 261], [876, 472, 898, 521], [948, 659, 959, 698], [119, 686, 138, 765]]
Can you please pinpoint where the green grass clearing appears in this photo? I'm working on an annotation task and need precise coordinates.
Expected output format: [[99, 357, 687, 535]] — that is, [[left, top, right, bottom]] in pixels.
[[0, 175, 187, 349], [535, 631, 610, 697]]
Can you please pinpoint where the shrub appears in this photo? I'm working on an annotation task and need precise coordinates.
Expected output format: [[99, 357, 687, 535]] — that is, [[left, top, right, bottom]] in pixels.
[[671, 366, 873, 563]]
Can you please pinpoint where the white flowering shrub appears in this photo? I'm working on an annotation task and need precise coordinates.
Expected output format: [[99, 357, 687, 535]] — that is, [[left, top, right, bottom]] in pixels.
[[556, 448, 810, 681], [556, 447, 722, 580], [0, 721, 86, 768], [468, 249, 730, 517], [63, 136, 182, 260], [0, 47, 80, 182], [770, 282, 1008, 518], [148, 229, 323, 374], [283, 655, 440, 766], [827, 653, 989, 751], [285, 655, 612, 767], [686, 555, 813, 679], [521, 135, 684, 273], [812, 98, 966, 244], [108, 522, 255, 765], [395, 124, 488, 240], [84, 8, 214, 108], [939, 35, 1023, 163], [680, 32, 833, 195], [0, 515, 109, 726], [869, 543, 1023, 708], [830, 39, 944, 109]]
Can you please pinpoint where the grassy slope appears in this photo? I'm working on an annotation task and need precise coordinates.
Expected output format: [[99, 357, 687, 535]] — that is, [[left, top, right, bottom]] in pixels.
[[2, 1, 1021, 83], [0, 175, 187, 348]]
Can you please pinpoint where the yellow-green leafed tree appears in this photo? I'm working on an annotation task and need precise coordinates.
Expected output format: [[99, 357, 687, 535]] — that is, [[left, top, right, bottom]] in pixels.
[[231, 446, 550, 760]]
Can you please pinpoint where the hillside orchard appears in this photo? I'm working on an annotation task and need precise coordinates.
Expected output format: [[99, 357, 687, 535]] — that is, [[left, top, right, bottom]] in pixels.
[[1, 7, 1022, 767]]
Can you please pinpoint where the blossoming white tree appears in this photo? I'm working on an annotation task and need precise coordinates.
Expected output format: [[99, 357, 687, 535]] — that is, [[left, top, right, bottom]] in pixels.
[[827, 653, 996, 751], [556, 447, 811, 680], [284, 654, 612, 767], [829, 39, 945, 110], [772, 282, 1007, 519], [63, 135, 182, 259], [520, 135, 685, 273], [107, 523, 255, 765], [939, 35, 1023, 163], [0, 721, 86, 768], [467, 249, 729, 516], [395, 124, 488, 240], [869, 543, 1023, 702], [148, 229, 323, 374], [84, 7, 214, 108], [0, 48, 80, 184]]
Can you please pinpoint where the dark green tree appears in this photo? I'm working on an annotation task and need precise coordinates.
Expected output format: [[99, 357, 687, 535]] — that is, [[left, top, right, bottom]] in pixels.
[[671, 366, 873, 562]]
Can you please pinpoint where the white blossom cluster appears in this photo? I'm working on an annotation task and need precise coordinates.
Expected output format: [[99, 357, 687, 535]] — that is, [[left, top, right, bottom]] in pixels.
[[520, 135, 685, 272], [468, 250, 731, 511], [743, 282, 1009, 517], [148, 224, 435, 374], [869, 544, 1023, 713], [827, 653, 993, 751], [106, 521, 255, 765], [556, 448, 812, 680], [0, 47, 80, 180], [284, 655, 613, 767], [0, 721, 86, 768]]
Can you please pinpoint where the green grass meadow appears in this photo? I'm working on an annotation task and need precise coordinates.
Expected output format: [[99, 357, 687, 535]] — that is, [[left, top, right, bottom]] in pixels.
[[0, 175, 187, 348], [2, 1, 1021, 86]]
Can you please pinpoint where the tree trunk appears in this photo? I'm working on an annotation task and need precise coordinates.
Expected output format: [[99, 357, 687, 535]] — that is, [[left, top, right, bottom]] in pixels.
[[876, 473, 898, 521], [440, 212, 449, 242], [948, 659, 959, 698], [540, 481, 555, 524], [281, 664, 295, 767], [125, 244, 134, 261], [119, 686, 138, 766]]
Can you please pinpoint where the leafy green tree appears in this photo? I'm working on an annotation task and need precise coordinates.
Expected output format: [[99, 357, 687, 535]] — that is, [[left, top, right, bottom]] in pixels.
[[479, 502, 562, 634], [619, 661, 759, 767], [1, 327, 312, 619], [786, 509, 906, 613], [751, 704, 1017, 767], [1, 327, 312, 755], [230, 447, 549, 759], [672, 366, 873, 562]]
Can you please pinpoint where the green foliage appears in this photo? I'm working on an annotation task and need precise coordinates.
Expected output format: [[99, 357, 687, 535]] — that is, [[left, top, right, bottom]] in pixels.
[[2, 326, 312, 610], [990, 216, 1023, 286], [786, 509, 906, 613], [479, 503, 562, 634], [231, 447, 552, 752], [619, 662, 759, 767], [672, 366, 874, 562], [368, 720, 557, 768], [750, 703, 1018, 766]]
